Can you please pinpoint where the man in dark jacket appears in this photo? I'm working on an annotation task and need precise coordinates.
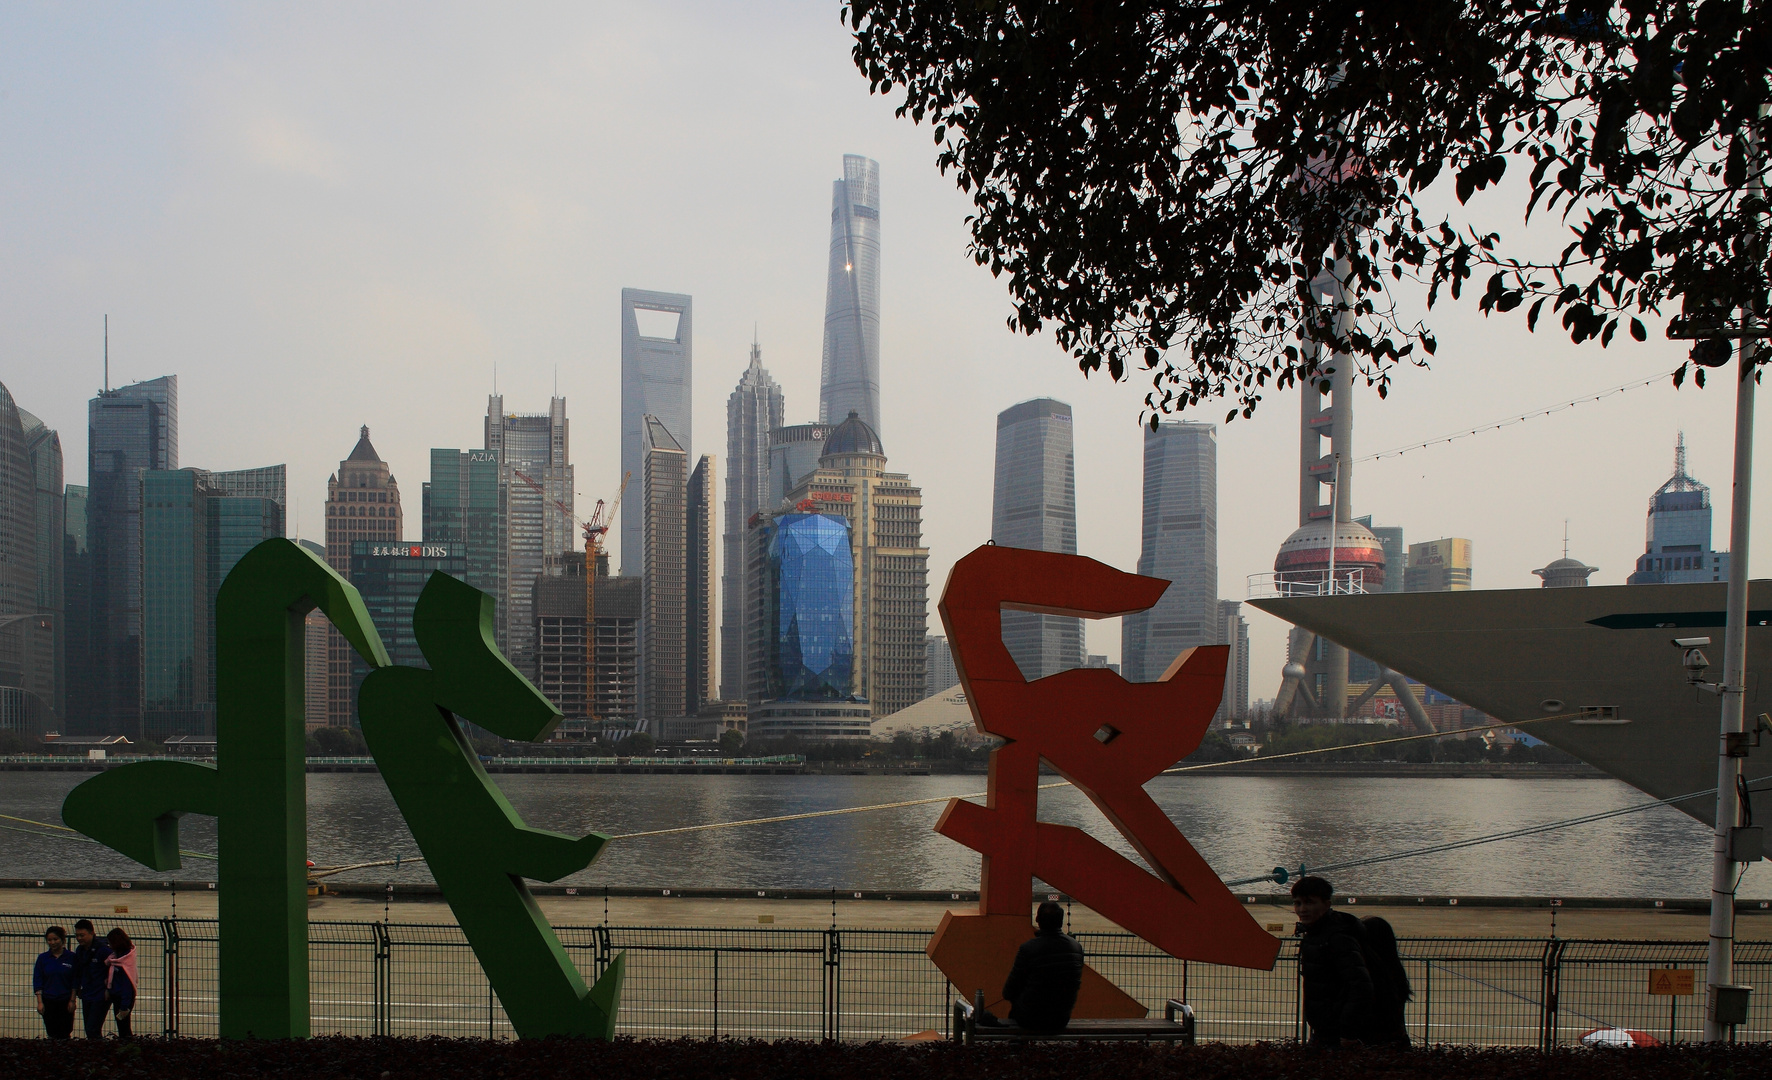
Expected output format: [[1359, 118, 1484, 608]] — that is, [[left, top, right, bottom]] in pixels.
[[70, 919, 113, 1039], [1292, 876, 1374, 1047], [997, 901, 1085, 1033]]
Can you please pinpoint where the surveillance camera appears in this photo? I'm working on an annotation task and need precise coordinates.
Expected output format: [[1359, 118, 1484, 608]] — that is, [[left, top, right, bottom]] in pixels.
[[1673, 636, 1713, 648], [1684, 648, 1712, 684]]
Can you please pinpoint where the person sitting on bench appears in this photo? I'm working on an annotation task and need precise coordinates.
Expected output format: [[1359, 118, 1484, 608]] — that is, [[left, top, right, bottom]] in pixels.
[[979, 901, 1085, 1033]]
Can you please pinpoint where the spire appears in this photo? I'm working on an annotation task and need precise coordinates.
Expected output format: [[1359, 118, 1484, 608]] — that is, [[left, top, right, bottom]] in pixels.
[[1675, 430, 1688, 479], [347, 425, 382, 462]]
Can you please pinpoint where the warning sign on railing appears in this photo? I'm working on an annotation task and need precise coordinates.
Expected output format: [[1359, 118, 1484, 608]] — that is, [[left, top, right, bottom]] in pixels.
[[1648, 969, 1695, 996]]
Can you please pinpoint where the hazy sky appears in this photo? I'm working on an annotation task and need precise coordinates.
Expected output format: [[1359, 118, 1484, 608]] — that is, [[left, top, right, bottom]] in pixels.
[[4, 3, 1765, 700]]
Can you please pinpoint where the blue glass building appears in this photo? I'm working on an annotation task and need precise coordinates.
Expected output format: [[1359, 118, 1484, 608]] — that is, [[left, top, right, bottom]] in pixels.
[[767, 514, 854, 701]]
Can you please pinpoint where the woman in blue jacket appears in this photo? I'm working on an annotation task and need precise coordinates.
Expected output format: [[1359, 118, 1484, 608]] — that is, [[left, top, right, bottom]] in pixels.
[[32, 925, 77, 1039]]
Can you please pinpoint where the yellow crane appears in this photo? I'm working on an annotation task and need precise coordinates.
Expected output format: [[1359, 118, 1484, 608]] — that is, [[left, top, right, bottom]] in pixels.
[[581, 472, 629, 729]]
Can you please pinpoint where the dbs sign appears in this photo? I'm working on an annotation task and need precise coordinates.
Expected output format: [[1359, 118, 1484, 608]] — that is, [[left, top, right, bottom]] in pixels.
[[929, 545, 1280, 1019]]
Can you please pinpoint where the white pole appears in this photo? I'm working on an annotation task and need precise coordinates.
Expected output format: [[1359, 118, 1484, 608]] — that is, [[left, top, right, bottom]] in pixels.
[[1706, 116, 1764, 1044], [1325, 454, 1340, 595]]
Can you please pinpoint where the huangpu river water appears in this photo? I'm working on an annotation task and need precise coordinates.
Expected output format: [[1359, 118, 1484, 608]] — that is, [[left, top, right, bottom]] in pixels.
[[2, 771, 1767, 898]]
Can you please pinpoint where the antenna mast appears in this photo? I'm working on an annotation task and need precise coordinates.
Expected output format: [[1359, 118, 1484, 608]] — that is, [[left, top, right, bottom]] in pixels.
[[104, 314, 109, 392]]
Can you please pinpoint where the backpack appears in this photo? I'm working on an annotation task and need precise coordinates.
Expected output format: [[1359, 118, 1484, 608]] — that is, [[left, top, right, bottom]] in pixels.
[[1359, 916, 1413, 1010]]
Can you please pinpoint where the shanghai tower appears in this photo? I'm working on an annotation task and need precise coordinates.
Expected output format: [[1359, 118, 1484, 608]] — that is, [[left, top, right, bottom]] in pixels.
[[819, 155, 882, 436]]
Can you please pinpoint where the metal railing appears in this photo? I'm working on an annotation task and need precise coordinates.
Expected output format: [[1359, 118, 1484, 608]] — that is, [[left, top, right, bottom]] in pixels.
[[3, 915, 1766, 1043], [1247, 569, 1371, 599]]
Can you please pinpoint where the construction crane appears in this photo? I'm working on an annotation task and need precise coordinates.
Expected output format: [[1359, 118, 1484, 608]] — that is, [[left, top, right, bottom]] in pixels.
[[581, 472, 629, 729]]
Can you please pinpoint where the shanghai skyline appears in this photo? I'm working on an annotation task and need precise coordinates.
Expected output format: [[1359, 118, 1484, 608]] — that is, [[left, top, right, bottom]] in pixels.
[[4, 2, 1767, 691]]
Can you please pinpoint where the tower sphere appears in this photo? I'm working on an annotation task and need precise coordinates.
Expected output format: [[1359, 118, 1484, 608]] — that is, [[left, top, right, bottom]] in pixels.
[[1273, 519, 1387, 590]]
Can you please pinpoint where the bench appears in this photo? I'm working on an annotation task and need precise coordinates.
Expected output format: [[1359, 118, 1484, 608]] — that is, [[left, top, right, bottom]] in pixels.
[[950, 995, 1196, 1044]]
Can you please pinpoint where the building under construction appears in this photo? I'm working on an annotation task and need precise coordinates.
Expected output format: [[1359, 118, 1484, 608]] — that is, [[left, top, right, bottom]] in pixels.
[[532, 553, 640, 738]]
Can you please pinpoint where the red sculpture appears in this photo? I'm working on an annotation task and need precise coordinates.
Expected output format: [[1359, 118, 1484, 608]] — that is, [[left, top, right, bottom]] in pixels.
[[928, 545, 1280, 1019]]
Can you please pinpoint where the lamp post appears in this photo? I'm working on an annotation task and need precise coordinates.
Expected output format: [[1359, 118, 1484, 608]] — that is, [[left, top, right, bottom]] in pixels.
[[1667, 317, 1766, 1040]]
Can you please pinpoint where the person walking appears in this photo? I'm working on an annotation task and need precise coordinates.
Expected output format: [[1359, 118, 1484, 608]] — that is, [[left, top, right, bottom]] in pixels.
[[1291, 876, 1374, 1048], [1360, 916, 1414, 1046], [69, 919, 113, 1039], [104, 928, 138, 1039], [33, 925, 77, 1039], [994, 901, 1086, 1033]]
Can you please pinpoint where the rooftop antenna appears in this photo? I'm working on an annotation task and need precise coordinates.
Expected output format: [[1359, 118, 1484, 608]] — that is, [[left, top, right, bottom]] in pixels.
[[493, 362, 498, 396], [1563, 520, 1570, 559], [553, 363, 558, 397], [104, 314, 109, 392]]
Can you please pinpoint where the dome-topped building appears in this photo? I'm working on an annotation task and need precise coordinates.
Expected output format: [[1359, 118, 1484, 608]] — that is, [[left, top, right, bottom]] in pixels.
[[821, 410, 884, 459]]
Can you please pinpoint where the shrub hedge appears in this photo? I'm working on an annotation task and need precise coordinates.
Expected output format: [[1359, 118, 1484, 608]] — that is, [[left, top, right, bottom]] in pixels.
[[1, 1038, 1768, 1080]]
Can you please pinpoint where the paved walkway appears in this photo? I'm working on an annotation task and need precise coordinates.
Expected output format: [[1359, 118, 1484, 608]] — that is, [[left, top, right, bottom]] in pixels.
[[3, 886, 1766, 939]]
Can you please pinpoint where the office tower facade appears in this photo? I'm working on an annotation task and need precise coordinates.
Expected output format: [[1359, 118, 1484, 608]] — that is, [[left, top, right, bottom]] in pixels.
[[722, 344, 784, 701], [424, 448, 508, 649], [19, 409, 64, 721], [324, 427, 403, 726], [0, 383, 54, 734], [686, 455, 716, 715], [1122, 421, 1218, 683], [87, 375, 177, 733], [350, 542, 465, 676], [534, 559, 641, 734], [1405, 538, 1474, 592], [297, 539, 329, 730], [784, 413, 928, 719], [746, 512, 855, 702], [1215, 600, 1250, 727], [486, 396, 572, 677], [140, 467, 284, 738], [1628, 434, 1730, 584], [925, 634, 958, 698], [639, 415, 687, 729], [820, 155, 883, 435], [621, 289, 692, 577], [62, 484, 91, 730], [1354, 516, 1406, 594], [768, 423, 831, 508], [992, 398, 1083, 680], [140, 470, 214, 738]]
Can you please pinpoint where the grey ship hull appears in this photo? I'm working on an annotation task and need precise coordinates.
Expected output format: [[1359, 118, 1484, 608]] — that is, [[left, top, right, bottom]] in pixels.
[[1249, 581, 1772, 824]]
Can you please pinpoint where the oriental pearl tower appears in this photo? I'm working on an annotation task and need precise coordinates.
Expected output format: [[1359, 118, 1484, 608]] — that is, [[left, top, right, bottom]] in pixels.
[[1267, 283, 1432, 730]]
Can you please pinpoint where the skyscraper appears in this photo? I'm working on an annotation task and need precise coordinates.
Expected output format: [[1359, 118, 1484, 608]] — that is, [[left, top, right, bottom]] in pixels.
[[686, 454, 716, 715], [722, 343, 784, 701], [18, 403, 64, 722], [1215, 600, 1250, 727], [1122, 421, 1217, 684], [820, 155, 882, 435], [87, 375, 177, 733], [424, 448, 507, 649], [924, 635, 957, 698], [992, 398, 1083, 680], [621, 289, 692, 577], [639, 415, 687, 730], [1405, 538, 1474, 592], [324, 427, 403, 727], [140, 466, 283, 737], [1628, 434, 1730, 584], [0, 382, 55, 734], [768, 422, 832, 508], [486, 396, 571, 676], [784, 412, 928, 719], [297, 539, 328, 731], [62, 484, 91, 730]]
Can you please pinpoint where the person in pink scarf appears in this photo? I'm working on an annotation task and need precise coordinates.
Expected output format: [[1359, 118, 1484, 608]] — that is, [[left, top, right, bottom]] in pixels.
[[103, 928, 137, 1038]]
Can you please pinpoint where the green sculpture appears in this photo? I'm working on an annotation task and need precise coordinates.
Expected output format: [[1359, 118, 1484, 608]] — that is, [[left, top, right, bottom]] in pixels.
[[357, 572, 623, 1039], [65, 539, 387, 1038], [61, 539, 623, 1040]]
